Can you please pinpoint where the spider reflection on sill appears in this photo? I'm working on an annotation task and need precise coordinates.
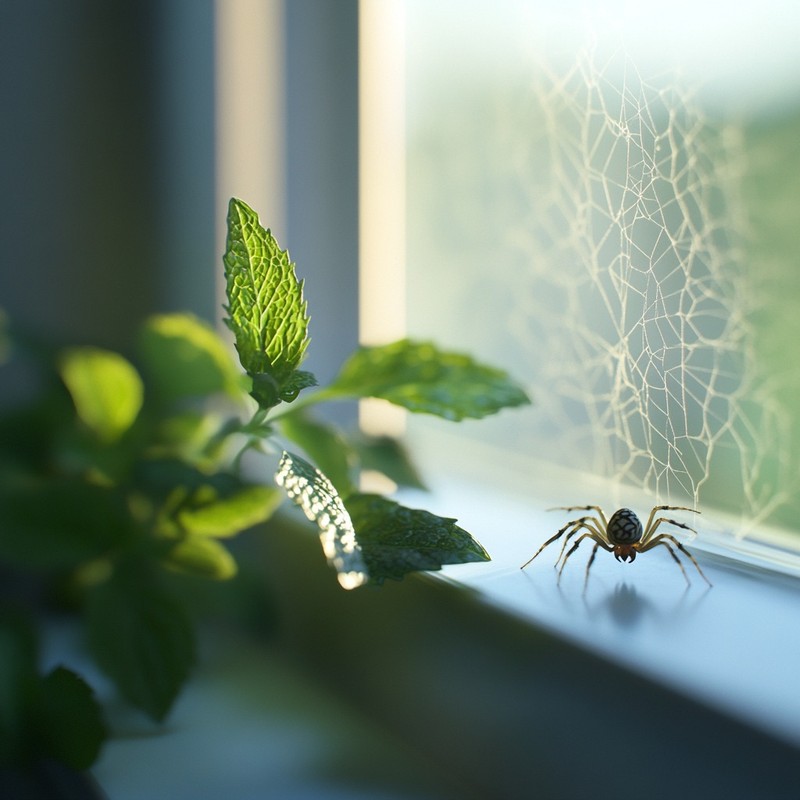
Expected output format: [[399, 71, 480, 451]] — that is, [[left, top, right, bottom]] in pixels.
[[581, 581, 710, 628]]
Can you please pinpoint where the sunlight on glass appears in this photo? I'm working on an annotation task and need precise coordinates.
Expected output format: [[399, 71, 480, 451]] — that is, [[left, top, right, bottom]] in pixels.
[[400, 0, 800, 535], [359, 0, 408, 439]]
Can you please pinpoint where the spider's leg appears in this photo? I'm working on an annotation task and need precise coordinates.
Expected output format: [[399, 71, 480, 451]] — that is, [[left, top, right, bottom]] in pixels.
[[548, 505, 609, 528], [554, 516, 605, 560], [641, 505, 699, 541], [638, 533, 712, 586], [659, 541, 691, 586], [521, 517, 589, 570], [582, 541, 602, 592], [556, 532, 611, 583], [640, 515, 698, 546]]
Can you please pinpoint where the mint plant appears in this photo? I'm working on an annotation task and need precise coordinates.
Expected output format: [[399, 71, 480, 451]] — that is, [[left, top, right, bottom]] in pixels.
[[0, 198, 529, 780], [221, 198, 529, 588]]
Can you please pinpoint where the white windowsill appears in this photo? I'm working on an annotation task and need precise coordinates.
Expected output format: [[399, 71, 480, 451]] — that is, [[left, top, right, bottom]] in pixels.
[[405, 473, 800, 748]]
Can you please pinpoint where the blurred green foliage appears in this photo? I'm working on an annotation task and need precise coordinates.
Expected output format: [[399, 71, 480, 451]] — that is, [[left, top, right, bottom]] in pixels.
[[741, 110, 800, 530], [0, 198, 529, 780]]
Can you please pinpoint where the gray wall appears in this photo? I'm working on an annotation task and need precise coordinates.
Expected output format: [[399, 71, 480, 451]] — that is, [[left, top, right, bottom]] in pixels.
[[0, 1, 359, 397]]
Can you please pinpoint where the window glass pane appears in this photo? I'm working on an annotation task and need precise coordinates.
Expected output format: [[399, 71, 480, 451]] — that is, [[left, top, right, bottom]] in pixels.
[[403, 1, 800, 535]]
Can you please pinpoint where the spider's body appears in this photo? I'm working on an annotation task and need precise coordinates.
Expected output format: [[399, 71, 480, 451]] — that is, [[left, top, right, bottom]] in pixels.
[[607, 508, 642, 561], [521, 504, 711, 588]]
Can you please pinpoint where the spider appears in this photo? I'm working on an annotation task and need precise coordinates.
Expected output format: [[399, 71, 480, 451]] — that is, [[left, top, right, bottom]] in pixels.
[[520, 505, 712, 588]]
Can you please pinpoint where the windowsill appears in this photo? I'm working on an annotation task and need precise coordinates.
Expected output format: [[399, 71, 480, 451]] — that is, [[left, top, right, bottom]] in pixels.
[[80, 469, 800, 798], [398, 419, 800, 742], [409, 473, 800, 748]]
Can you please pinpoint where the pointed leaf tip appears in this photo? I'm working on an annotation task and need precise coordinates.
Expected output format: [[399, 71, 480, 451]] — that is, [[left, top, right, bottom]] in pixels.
[[223, 199, 312, 408]]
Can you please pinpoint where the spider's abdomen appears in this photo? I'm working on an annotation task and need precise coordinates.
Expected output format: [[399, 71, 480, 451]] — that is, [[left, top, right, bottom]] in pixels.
[[608, 508, 643, 545]]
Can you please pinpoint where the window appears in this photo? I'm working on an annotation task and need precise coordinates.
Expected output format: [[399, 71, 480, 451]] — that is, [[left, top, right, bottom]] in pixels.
[[360, 0, 800, 749], [400, 0, 800, 535]]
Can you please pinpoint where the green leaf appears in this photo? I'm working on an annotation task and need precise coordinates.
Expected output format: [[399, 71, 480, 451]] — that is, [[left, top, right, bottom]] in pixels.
[[248, 368, 318, 409], [150, 412, 224, 466], [275, 451, 368, 589], [59, 347, 144, 441], [0, 613, 38, 767], [223, 198, 313, 408], [1, 617, 106, 771], [346, 493, 490, 584], [278, 412, 355, 496], [132, 457, 236, 502], [164, 537, 238, 580], [86, 567, 195, 721], [0, 480, 136, 570], [277, 370, 318, 402], [327, 339, 531, 420], [38, 667, 106, 770], [352, 434, 426, 490], [139, 313, 244, 401], [176, 485, 282, 538]]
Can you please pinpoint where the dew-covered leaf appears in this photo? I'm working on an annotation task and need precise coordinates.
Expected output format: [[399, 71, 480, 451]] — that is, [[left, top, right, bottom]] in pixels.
[[275, 451, 367, 589]]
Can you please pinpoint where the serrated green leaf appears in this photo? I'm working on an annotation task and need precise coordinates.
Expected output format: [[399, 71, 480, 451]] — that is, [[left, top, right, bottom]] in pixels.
[[327, 339, 531, 420], [275, 451, 368, 589], [223, 198, 311, 408], [139, 313, 244, 401], [176, 485, 281, 538], [59, 347, 144, 441], [38, 667, 106, 770], [346, 493, 490, 584], [164, 536, 238, 580], [86, 568, 195, 721], [278, 413, 355, 496]]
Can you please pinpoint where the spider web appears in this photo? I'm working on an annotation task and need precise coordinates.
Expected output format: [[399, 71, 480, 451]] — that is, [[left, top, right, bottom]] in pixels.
[[406, 32, 793, 531], [503, 45, 790, 526]]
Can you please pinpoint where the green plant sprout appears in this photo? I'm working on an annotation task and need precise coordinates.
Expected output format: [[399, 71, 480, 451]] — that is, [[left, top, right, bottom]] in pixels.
[[0, 198, 529, 781]]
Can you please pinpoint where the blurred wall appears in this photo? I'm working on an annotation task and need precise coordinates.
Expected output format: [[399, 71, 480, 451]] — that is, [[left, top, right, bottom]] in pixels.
[[284, 0, 360, 388], [0, 2, 185, 349], [0, 1, 360, 414]]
